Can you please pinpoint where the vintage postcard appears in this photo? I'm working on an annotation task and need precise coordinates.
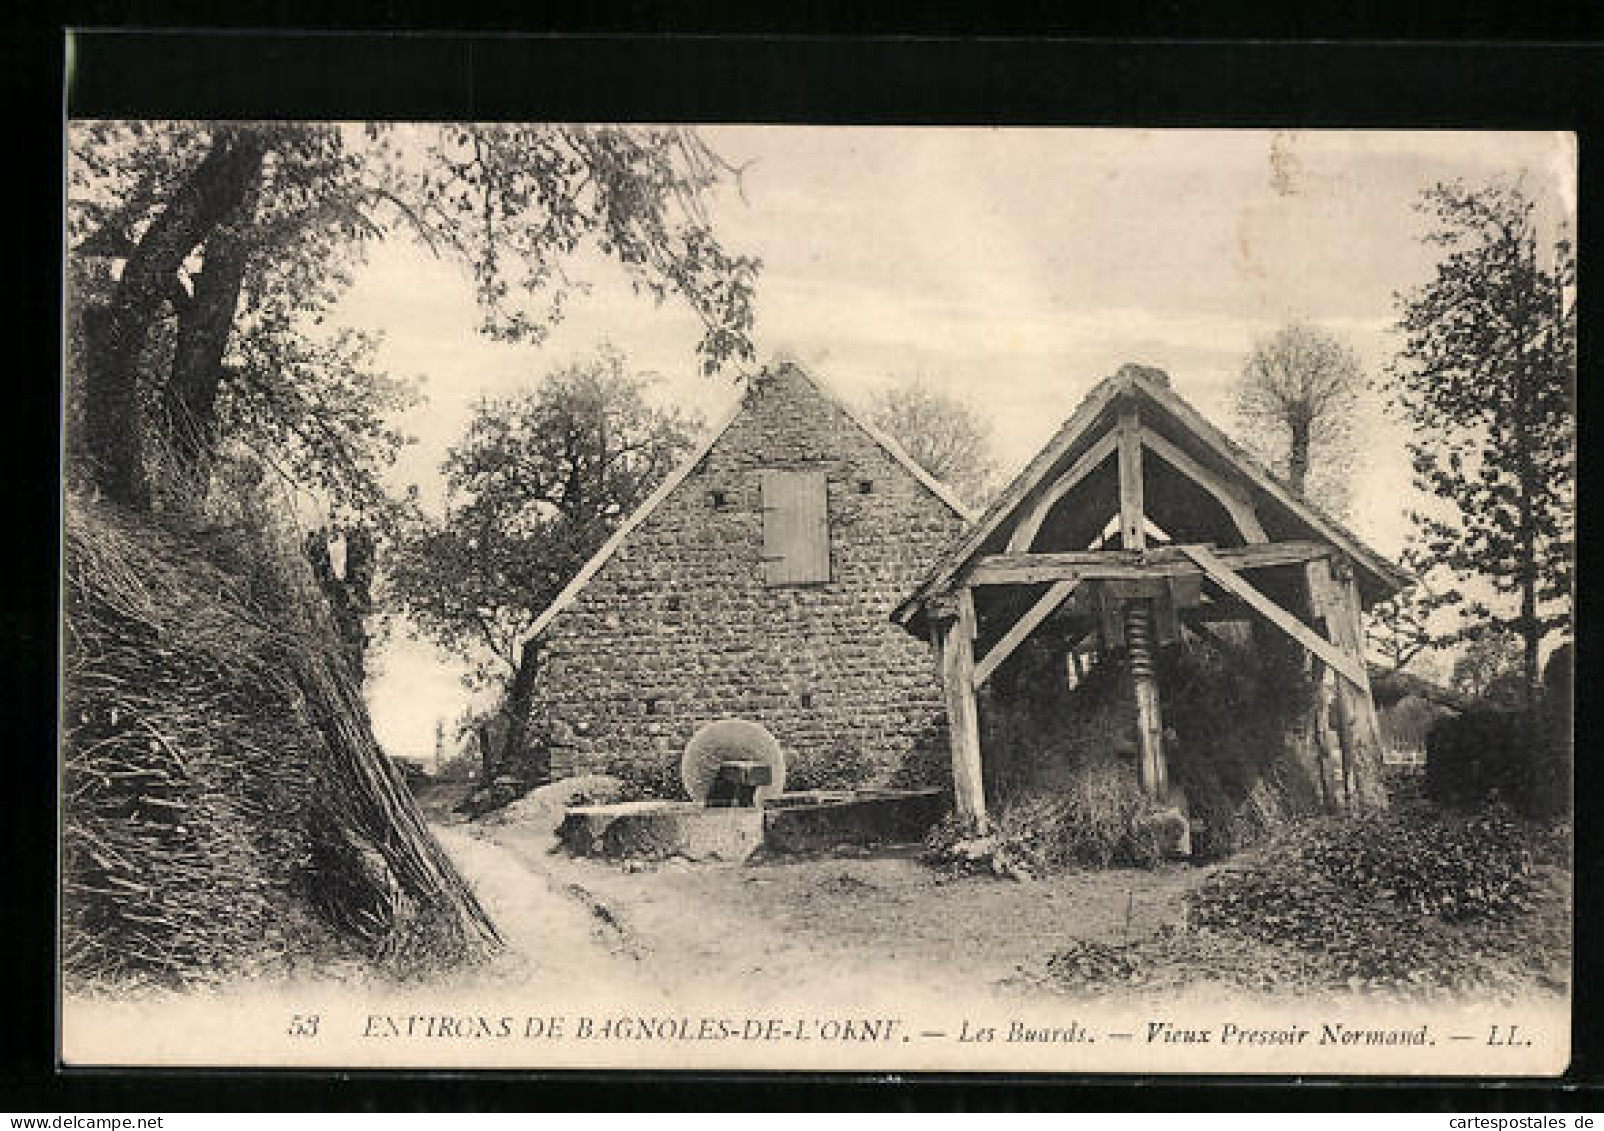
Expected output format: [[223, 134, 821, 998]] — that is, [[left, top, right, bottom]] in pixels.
[[60, 122, 1574, 1075]]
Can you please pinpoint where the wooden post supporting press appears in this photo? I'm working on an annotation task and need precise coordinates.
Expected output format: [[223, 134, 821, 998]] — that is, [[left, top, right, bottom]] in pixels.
[[1304, 555, 1388, 810], [933, 588, 988, 831]]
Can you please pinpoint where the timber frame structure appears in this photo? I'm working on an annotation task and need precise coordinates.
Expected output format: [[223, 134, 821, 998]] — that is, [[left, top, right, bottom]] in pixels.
[[892, 364, 1410, 832]]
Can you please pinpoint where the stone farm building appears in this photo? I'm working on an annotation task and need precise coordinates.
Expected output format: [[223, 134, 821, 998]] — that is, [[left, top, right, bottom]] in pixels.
[[509, 362, 975, 794]]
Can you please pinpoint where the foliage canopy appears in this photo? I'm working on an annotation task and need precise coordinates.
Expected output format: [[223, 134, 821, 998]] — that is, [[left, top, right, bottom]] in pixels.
[[867, 376, 998, 509], [67, 121, 758, 514], [389, 348, 702, 689], [1386, 177, 1574, 707], [1233, 321, 1363, 517]]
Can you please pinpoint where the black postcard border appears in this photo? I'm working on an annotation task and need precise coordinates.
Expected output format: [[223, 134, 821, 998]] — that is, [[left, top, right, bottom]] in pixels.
[[10, 25, 1603, 1111]]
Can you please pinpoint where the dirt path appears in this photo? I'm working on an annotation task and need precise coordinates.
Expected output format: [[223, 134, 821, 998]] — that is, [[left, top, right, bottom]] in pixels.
[[427, 822, 677, 1003], [62, 810, 1569, 1072], [438, 812, 1213, 1009]]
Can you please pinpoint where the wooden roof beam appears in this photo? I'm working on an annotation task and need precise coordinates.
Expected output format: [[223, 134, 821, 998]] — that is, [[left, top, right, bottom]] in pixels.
[[966, 540, 1333, 586], [892, 368, 1407, 633], [1131, 371, 1408, 591], [1118, 406, 1145, 552], [1140, 427, 1268, 544], [1005, 430, 1119, 552]]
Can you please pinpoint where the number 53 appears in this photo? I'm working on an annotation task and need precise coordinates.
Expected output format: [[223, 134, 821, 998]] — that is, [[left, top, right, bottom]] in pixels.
[[287, 1014, 320, 1038]]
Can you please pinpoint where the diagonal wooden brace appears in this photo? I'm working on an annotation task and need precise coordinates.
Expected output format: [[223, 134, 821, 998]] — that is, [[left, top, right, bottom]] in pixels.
[[972, 575, 1081, 689], [1178, 544, 1367, 688]]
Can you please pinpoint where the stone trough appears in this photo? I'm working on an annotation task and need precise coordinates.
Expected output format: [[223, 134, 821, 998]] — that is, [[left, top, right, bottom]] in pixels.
[[556, 788, 949, 863], [554, 720, 949, 864], [761, 788, 948, 855], [557, 800, 765, 862]]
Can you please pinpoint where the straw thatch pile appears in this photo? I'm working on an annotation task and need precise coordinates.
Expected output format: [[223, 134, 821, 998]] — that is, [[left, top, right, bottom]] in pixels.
[[969, 624, 1325, 868], [62, 494, 500, 988]]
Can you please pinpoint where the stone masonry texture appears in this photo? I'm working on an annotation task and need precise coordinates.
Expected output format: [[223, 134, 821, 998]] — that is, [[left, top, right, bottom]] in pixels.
[[513, 364, 970, 797]]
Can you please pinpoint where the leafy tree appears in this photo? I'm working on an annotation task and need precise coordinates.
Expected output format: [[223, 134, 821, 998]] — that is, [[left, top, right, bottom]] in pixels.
[[867, 376, 998, 508], [1450, 632, 1526, 708], [69, 123, 384, 507], [66, 121, 758, 511], [1233, 321, 1363, 516], [1387, 177, 1575, 710], [1364, 544, 1457, 675], [389, 348, 701, 691], [1367, 588, 1434, 675]]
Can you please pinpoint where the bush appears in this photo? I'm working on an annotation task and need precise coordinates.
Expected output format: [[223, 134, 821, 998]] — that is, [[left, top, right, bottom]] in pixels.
[[598, 753, 685, 802], [1192, 804, 1535, 932], [786, 738, 878, 793], [1038, 803, 1568, 999], [1425, 709, 1569, 818], [1383, 763, 1427, 805], [920, 812, 1030, 881], [1181, 804, 1546, 991]]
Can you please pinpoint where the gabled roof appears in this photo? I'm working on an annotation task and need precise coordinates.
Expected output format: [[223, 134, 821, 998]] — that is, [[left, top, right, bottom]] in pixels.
[[791, 362, 979, 524], [525, 361, 977, 642], [893, 363, 1410, 626]]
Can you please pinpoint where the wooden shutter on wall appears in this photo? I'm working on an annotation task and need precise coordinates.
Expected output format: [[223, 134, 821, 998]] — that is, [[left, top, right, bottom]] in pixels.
[[761, 469, 830, 585]]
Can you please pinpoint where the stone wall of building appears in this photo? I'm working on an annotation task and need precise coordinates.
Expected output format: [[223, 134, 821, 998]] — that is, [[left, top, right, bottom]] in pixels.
[[514, 364, 970, 796]]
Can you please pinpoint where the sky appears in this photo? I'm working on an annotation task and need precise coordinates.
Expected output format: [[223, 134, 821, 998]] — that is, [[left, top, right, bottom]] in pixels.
[[333, 127, 1575, 758]]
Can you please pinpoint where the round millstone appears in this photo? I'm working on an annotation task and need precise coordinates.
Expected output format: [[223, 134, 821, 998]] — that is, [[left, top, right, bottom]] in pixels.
[[680, 718, 786, 804]]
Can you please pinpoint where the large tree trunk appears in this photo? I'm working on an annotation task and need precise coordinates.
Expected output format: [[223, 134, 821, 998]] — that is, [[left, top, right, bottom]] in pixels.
[[1519, 516, 1542, 717], [1287, 416, 1312, 496], [1514, 364, 1543, 717], [79, 304, 146, 507], [499, 638, 549, 785], [476, 724, 495, 785], [163, 187, 260, 473], [81, 128, 266, 508]]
